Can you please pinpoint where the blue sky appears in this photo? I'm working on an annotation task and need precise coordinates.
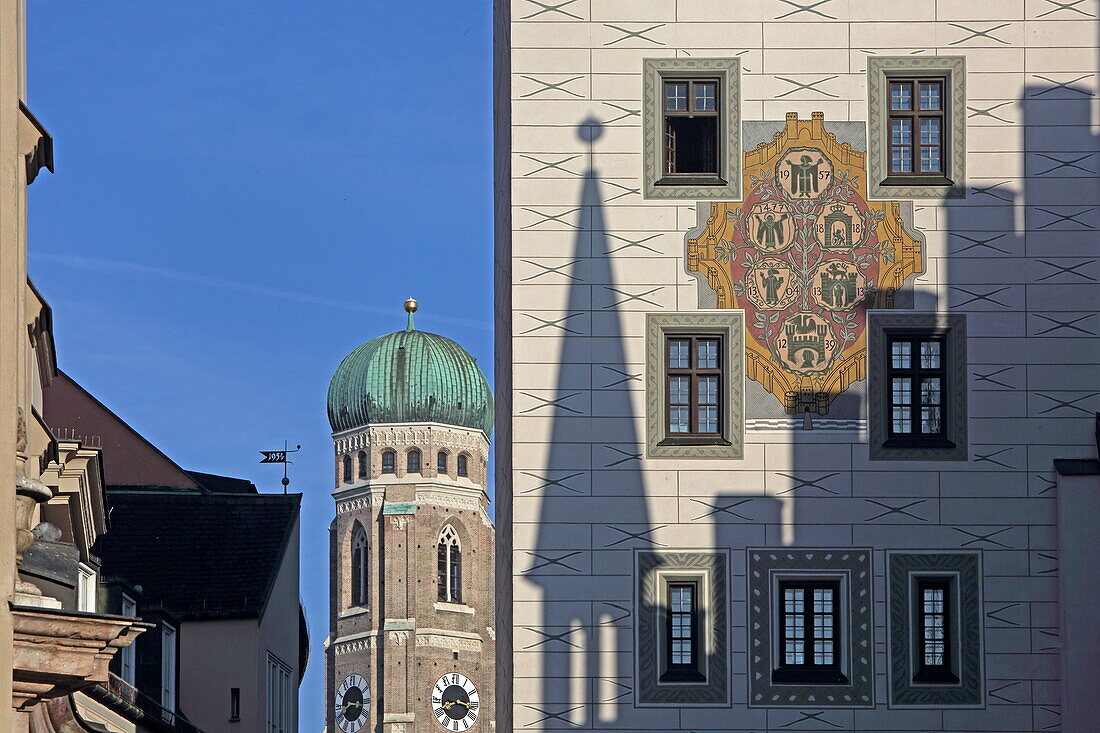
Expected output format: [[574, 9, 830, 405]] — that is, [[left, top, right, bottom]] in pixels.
[[28, 1, 492, 727]]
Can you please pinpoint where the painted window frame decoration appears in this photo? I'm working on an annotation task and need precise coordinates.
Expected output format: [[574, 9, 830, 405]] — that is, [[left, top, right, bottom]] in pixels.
[[887, 552, 983, 707], [645, 312, 744, 459], [643, 58, 740, 200], [867, 56, 966, 199], [636, 550, 729, 706], [747, 549, 874, 708], [868, 312, 967, 461]]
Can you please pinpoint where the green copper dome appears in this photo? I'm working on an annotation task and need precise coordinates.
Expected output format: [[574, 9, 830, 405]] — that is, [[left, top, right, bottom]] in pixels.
[[327, 302, 493, 435]]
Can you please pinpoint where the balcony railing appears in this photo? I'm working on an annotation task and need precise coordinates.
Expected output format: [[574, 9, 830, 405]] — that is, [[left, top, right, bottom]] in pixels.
[[93, 674, 204, 733]]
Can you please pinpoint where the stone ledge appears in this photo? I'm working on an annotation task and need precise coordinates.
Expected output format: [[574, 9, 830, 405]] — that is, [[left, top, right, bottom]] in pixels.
[[12, 604, 147, 711]]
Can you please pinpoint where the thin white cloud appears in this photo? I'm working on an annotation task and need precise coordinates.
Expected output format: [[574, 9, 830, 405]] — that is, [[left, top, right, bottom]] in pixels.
[[30, 252, 491, 331]]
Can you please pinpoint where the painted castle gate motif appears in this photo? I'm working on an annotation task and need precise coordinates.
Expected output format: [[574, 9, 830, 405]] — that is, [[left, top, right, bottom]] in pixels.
[[687, 114, 924, 413]]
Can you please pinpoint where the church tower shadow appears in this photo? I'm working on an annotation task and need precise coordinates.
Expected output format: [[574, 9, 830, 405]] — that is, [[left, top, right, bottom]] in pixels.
[[523, 118, 655, 730]]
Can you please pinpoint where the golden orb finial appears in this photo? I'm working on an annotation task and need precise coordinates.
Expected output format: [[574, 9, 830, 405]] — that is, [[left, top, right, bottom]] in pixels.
[[404, 298, 418, 314]]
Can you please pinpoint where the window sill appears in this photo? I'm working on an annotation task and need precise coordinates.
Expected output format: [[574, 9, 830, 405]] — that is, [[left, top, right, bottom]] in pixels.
[[659, 436, 731, 447], [660, 668, 706, 684], [655, 175, 727, 187], [913, 669, 960, 685], [880, 176, 953, 188], [882, 437, 955, 450], [339, 606, 370, 619], [771, 669, 848, 685], [435, 601, 474, 615]]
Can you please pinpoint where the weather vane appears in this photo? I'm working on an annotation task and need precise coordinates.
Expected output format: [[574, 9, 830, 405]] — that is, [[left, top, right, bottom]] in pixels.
[[259, 440, 301, 494]]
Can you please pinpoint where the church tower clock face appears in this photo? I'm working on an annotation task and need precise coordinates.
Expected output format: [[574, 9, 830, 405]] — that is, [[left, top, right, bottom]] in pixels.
[[335, 674, 370, 733], [431, 673, 480, 731]]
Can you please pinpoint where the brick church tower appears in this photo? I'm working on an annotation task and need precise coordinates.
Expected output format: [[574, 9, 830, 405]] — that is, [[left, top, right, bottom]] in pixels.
[[325, 300, 495, 733]]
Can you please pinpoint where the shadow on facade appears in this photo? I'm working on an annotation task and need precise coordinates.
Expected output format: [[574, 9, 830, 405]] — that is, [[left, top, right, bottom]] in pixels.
[[525, 118, 653, 729], [523, 63, 1099, 731]]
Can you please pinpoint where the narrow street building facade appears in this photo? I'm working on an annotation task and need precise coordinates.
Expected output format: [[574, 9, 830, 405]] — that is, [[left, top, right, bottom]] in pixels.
[[495, 3, 1100, 732]]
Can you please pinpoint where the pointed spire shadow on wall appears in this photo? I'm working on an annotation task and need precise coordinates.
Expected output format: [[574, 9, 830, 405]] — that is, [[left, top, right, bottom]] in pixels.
[[524, 117, 653, 729]]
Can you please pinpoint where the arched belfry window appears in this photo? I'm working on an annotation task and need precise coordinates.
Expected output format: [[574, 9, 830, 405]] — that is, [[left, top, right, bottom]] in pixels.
[[407, 448, 422, 474], [437, 451, 448, 475], [342, 455, 352, 483], [381, 450, 395, 474], [437, 525, 462, 603], [357, 450, 368, 479], [457, 454, 469, 478], [350, 525, 368, 608]]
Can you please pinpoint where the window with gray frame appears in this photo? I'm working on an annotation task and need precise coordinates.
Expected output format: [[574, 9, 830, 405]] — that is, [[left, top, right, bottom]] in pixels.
[[645, 312, 744, 459], [747, 549, 874, 708], [643, 58, 740, 200], [867, 56, 965, 199], [636, 551, 729, 705], [888, 552, 983, 706], [869, 313, 967, 460]]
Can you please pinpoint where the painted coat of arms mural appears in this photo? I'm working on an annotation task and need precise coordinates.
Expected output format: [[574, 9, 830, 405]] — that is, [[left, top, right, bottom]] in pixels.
[[687, 114, 924, 414]]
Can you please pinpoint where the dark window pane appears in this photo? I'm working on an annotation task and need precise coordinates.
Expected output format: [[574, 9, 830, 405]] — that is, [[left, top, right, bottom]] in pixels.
[[665, 82, 687, 111], [669, 406, 689, 433], [919, 117, 941, 146], [891, 341, 911, 369], [669, 584, 695, 666], [919, 81, 941, 111], [919, 583, 950, 670], [666, 116, 719, 175], [669, 376, 690, 405], [437, 451, 448, 474], [407, 449, 421, 473], [669, 339, 690, 369], [449, 544, 462, 603], [698, 376, 718, 405], [920, 340, 941, 369], [694, 82, 716, 111], [890, 82, 912, 110], [697, 406, 718, 433], [382, 451, 395, 473], [697, 339, 719, 369], [437, 542, 447, 602]]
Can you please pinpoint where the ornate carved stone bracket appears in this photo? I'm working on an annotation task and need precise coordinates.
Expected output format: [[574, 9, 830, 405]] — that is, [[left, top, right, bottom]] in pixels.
[[12, 605, 146, 711]]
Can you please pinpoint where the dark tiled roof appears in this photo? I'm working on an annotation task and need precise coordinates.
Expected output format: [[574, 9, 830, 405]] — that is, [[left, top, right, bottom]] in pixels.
[[185, 471, 258, 495], [93, 489, 299, 620]]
